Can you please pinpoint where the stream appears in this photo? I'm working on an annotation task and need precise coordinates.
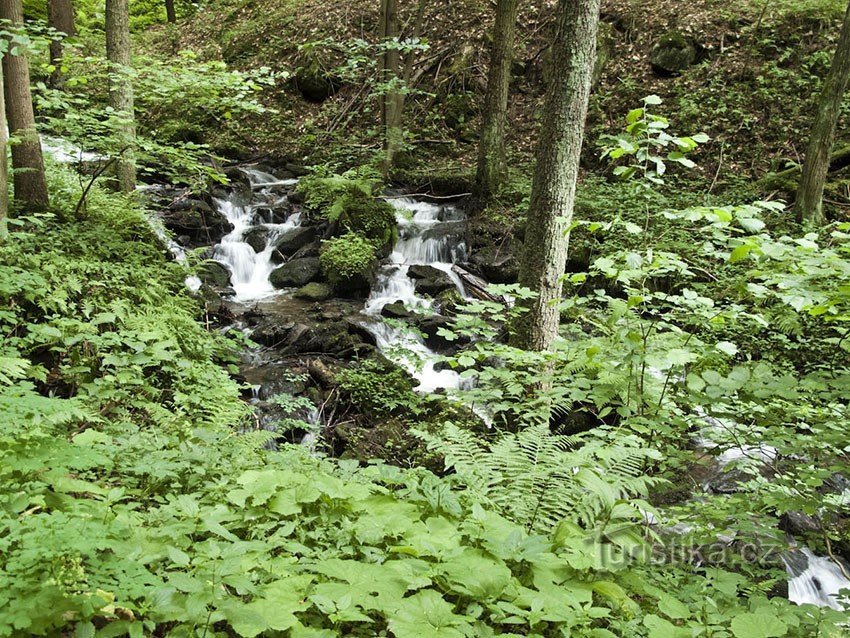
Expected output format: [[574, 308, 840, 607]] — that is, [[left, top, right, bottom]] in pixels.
[[171, 165, 849, 613]]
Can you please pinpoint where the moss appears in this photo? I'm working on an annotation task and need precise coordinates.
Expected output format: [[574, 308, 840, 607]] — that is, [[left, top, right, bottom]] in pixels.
[[334, 187, 398, 249], [650, 31, 698, 76], [319, 232, 377, 292]]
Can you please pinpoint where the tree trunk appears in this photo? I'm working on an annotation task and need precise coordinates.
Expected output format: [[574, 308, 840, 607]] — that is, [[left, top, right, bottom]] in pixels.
[[511, 0, 600, 351], [0, 64, 8, 236], [474, 0, 520, 205], [105, 0, 136, 192], [0, 0, 49, 211], [47, 0, 76, 88], [165, 0, 176, 23], [796, 0, 850, 225], [379, 0, 402, 174]]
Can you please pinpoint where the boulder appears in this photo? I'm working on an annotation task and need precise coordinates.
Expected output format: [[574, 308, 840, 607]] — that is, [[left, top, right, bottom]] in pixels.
[[243, 226, 271, 253], [408, 265, 456, 296], [295, 64, 337, 103], [650, 32, 699, 76], [468, 242, 521, 283], [160, 204, 232, 246], [295, 282, 333, 301], [381, 302, 415, 320], [272, 226, 318, 258], [270, 258, 322, 288], [198, 260, 232, 288], [290, 240, 321, 260]]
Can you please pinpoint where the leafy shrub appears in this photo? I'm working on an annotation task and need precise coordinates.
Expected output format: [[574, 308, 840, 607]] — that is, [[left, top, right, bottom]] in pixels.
[[336, 358, 422, 418], [319, 232, 377, 289]]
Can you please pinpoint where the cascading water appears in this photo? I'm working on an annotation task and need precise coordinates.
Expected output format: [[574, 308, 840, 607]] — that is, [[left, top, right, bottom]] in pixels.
[[784, 548, 850, 610], [363, 197, 468, 393], [212, 170, 300, 302]]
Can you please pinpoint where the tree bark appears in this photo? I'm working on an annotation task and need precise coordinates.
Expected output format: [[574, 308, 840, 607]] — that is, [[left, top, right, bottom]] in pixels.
[[165, 0, 176, 22], [512, 0, 600, 351], [47, 0, 76, 88], [0, 0, 49, 211], [0, 63, 8, 235], [105, 0, 136, 192], [796, 0, 850, 225], [474, 0, 520, 205], [379, 0, 402, 174]]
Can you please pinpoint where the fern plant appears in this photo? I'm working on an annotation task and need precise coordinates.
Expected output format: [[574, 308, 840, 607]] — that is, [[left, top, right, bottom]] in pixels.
[[418, 423, 664, 535]]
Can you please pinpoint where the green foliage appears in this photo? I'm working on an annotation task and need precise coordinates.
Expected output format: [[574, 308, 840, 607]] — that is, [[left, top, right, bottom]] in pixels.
[[419, 423, 663, 536], [34, 49, 278, 187], [600, 95, 708, 185], [336, 358, 423, 418], [319, 232, 377, 288]]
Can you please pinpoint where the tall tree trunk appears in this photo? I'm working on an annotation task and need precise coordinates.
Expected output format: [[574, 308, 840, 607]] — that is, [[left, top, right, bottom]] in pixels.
[[165, 0, 176, 23], [511, 0, 600, 351], [474, 0, 520, 205], [0, 0, 49, 211], [0, 64, 8, 236], [47, 0, 76, 88], [379, 0, 402, 174], [105, 0, 136, 192], [796, 0, 850, 225]]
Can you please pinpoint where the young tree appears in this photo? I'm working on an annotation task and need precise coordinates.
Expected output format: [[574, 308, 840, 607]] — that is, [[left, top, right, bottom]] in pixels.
[[165, 0, 176, 23], [47, 0, 75, 88], [379, 0, 401, 173], [796, 0, 850, 225], [512, 0, 600, 351], [105, 0, 136, 192], [0, 0, 49, 210], [0, 64, 8, 234], [474, 0, 520, 204]]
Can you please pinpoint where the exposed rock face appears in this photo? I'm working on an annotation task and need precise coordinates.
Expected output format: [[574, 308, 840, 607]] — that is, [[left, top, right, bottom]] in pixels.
[[270, 258, 322, 288], [650, 32, 699, 76], [295, 63, 338, 102]]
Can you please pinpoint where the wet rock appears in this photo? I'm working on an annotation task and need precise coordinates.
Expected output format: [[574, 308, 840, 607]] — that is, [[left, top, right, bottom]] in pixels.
[[248, 366, 309, 401], [468, 241, 521, 283], [244, 226, 271, 253], [272, 226, 317, 258], [270, 258, 321, 288], [408, 265, 456, 296], [198, 260, 231, 288], [436, 289, 463, 315], [255, 206, 293, 225], [381, 302, 415, 319], [251, 319, 297, 348], [290, 240, 321, 260], [416, 315, 459, 352], [650, 32, 699, 76], [295, 282, 333, 301], [160, 204, 233, 247], [779, 511, 822, 536]]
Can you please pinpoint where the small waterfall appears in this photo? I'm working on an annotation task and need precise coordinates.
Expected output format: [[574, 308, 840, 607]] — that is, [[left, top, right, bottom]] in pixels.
[[363, 197, 467, 392], [212, 170, 301, 302], [784, 548, 850, 610], [145, 212, 202, 292]]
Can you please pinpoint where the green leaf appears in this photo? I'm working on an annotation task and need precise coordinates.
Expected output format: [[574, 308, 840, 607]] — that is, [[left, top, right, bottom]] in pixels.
[[388, 590, 472, 638], [643, 94, 663, 105], [716, 341, 739, 356], [730, 613, 788, 638]]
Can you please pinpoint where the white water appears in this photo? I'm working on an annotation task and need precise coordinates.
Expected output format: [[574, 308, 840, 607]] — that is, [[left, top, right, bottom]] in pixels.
[[784, 548, 850, 610], [363, 198, 468, 393], [212, 170, 301, 302]]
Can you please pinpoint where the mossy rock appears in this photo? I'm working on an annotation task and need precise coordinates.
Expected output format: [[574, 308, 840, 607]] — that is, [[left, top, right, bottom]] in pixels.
[[333, 186, 398, 252], [198, 260, 232, 288], [319, 233, 378, 296], [295, 59, 338, 103], [294, 282, 333, 301], [650, 31, 698, 76], [443, 92, 476, 131], [269, 257, 321, 288]]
